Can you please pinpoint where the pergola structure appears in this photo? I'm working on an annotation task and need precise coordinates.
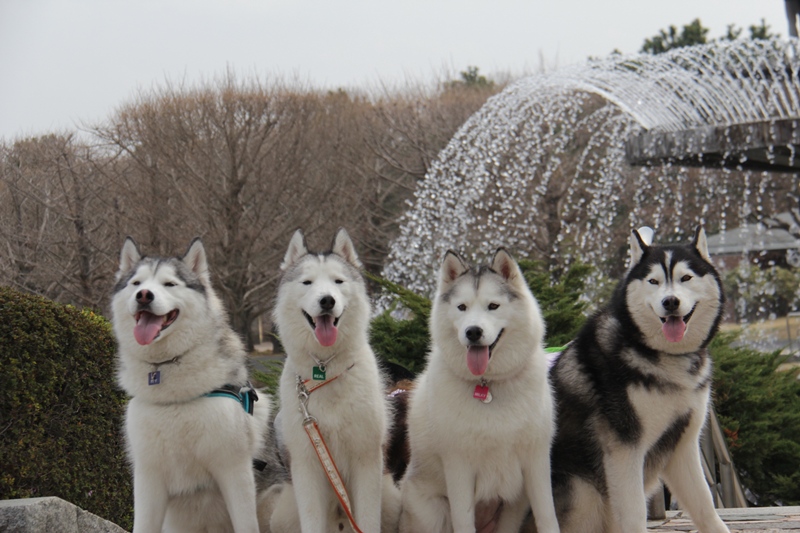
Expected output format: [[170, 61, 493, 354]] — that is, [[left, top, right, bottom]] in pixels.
[[625, 118, 800, 172]]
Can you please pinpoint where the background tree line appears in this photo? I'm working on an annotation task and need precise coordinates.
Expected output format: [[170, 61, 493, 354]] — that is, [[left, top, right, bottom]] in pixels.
[[0, 70, 500, 349], [0, 18, 791, 348]]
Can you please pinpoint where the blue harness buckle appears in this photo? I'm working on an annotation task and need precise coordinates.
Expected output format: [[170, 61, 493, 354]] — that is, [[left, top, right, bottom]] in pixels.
[[204, 382, 258, 415]]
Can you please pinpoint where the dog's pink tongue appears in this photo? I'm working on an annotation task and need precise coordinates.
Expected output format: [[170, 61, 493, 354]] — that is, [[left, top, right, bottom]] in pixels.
[[315, 315, 338, 347], [134, 312, 163, 345], [662, 316, 687, 342], [467, 345, 490, 376]]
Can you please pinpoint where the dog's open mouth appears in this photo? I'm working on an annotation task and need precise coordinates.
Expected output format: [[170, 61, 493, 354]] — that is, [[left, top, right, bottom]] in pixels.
[[133, 309, 179, 346], [303, 311, 341, 347], [466, 329, 504, 376], [659, 306, 695, 343]]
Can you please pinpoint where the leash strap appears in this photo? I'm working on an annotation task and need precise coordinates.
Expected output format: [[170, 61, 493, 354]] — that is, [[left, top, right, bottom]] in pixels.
[[303, 419, 364, 533], [296, 366, 363, 533]]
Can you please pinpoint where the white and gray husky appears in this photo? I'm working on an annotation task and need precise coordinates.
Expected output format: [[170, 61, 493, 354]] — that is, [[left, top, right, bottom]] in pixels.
[[546, 226, 729, 533], [400, 249, 560, 533], [112, 237, 272, 533], [266, 228, 400, 533]]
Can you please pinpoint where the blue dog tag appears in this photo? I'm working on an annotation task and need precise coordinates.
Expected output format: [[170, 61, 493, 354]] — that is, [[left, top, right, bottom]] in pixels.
[[148, 371, 161, 385]]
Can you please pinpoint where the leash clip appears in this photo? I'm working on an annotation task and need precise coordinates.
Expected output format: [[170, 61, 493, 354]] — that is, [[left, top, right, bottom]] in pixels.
[[296, 375, 316, 424]]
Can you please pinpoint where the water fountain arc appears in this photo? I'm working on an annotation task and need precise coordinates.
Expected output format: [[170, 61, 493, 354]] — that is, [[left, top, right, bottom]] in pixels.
[[384, 38, 800, 298]]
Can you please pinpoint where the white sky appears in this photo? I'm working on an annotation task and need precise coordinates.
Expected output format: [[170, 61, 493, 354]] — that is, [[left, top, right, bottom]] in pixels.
[[0, 0, 790, 141]]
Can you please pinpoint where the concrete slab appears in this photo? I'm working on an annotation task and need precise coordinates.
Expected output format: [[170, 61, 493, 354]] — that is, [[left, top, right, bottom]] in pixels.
[[649, 506, 800, 532], [0, 497, 127, 533]]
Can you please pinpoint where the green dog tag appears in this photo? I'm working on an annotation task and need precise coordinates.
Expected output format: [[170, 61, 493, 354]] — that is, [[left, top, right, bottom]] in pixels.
[[312, 366, 326, 380]]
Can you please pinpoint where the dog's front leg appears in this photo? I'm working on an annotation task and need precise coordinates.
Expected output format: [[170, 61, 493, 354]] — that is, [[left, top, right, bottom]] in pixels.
[[443, 456, 476, 533], [603, 446, 647, 533], [212, 461, 260, 533], [662, 423, 730, 533], [131, 466, 169, 533], [349, 453, 383, 532], [292, 460, 330, 533], [494, 496, 529, 533], [522, 450, 560, 533]]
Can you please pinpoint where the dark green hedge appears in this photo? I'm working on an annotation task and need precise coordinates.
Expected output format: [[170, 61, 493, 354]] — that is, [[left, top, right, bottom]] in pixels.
[[0, 286, 132, 530], [712, 332, 800, 506], [368, 272, 432, 373]]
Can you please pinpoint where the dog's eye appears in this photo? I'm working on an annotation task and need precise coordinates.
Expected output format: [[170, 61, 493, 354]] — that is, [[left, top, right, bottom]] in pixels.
[[488, 303, 500, 311], [164, 282, 176, 287], [132, 281, 140, 286], [648, 279, 659, 285], [335, 279, 344, 284], [681, 275, 693, 282], [457, 304, 467, 311], [302, 280, 312, 285]]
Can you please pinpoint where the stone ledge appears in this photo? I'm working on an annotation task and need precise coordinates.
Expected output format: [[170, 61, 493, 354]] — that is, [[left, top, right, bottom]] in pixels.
[[0, 497, 127, 533], [648, 506, 800, 532]]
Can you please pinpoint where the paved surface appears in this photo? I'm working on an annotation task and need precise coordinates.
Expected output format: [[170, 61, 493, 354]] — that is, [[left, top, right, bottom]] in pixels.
[[648, 507, 800, 532]]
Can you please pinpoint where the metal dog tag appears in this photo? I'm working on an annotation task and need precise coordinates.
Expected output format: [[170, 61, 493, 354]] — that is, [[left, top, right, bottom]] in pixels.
[[148, 371, 161, 386], [473, 384, 492, 403], [312, 366, 327, 381]]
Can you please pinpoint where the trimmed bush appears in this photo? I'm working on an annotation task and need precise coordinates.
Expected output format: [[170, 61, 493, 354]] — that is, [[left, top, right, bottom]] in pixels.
[[0, 287, 132, 530]]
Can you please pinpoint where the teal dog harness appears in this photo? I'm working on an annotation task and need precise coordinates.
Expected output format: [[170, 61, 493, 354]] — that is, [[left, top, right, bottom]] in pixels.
[[204, 382, 258, 415]]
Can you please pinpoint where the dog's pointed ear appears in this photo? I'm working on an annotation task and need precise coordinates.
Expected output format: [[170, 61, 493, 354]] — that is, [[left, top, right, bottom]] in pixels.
[[440, 250, 468, 285], [630, 228, 650, 267], [281, 229, 308, 270], [692, 225, 711, 262], [331, 228, 362, 268], [491, 248, 522, 285], [182, 238, 209, 279], [119, 237, 141, 273]]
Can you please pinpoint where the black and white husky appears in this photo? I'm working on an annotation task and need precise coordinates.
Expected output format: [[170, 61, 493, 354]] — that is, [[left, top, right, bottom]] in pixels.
[[112, 238, 273, 533], [546, 227, 730, 533]]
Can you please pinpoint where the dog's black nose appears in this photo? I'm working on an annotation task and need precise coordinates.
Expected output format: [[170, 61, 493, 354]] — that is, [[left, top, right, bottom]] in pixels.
[[136, 289, 153, 305], [465, 326, 483, 343], [320, 295, 335, 311], [662, 296, 680, 313]]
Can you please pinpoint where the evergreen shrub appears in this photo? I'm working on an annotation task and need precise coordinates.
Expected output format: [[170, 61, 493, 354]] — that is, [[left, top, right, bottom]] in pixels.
[[368, 273, 432, 373], [711, 332, 800, 505], [0, 287, 132, 529]]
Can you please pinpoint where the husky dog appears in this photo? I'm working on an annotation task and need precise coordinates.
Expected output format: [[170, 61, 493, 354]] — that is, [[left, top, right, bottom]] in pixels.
[[546, 226, 729, 533], [400, 249, 560, 533], [267, 228, 399, 533], [112, 237, 272, 533]]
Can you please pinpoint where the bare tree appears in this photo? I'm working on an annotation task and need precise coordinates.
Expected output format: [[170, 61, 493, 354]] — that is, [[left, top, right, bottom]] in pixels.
[[93, 74, 364, 348], [351, 77, 502, 270], [0, 134, 119, 307], [0, 71, 507, 347]]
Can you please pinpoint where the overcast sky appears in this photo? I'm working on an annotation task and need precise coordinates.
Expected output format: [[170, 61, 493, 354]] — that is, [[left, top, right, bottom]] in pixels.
[[0, 0, 790, 141]]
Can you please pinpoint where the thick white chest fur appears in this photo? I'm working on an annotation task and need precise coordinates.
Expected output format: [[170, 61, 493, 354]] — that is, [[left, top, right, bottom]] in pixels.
[[408, 362, 553, 501], [400, 353, 560, 533], [127, 396, 267, 493]]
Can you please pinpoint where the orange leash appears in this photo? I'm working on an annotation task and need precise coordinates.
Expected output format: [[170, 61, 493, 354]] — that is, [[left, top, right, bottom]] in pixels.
[[296, 366, 364, 533]]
